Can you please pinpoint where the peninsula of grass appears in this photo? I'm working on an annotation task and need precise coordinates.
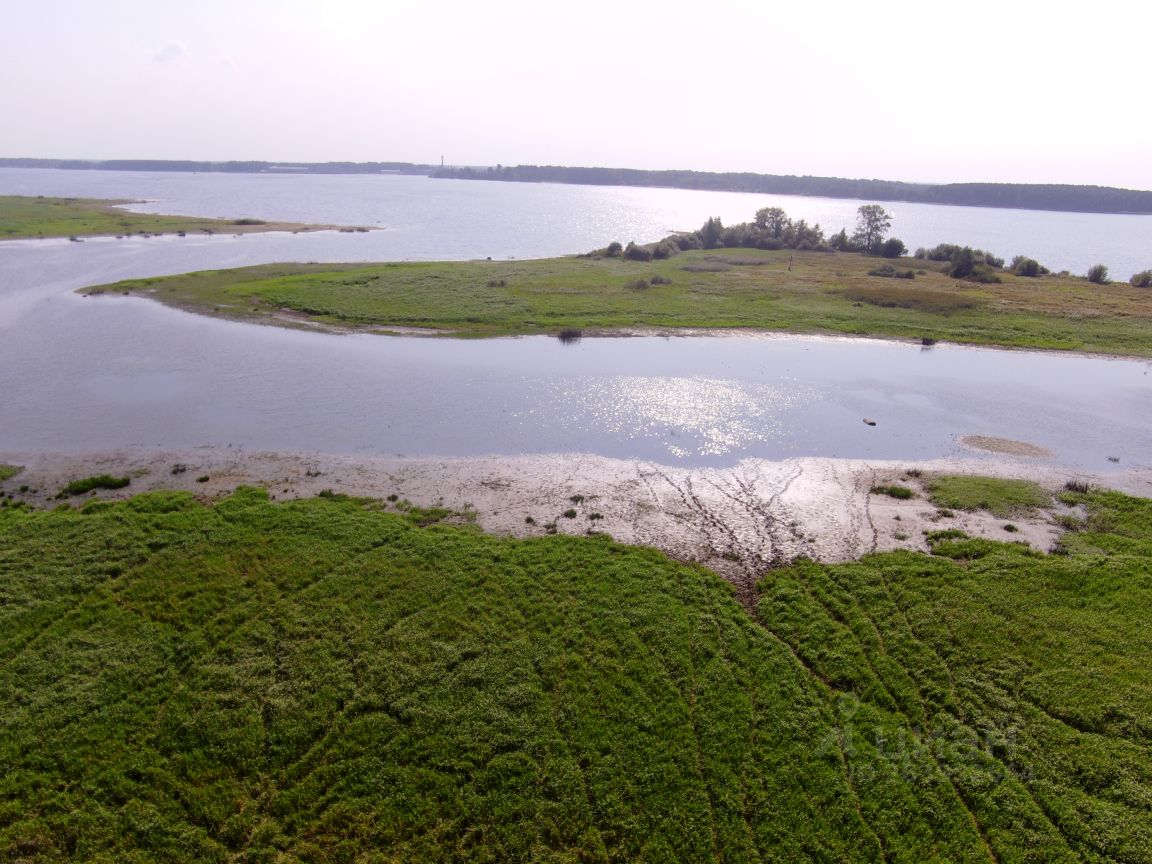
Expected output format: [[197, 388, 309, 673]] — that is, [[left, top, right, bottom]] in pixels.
[[928, 474, 1052, 517], [81, 247, 1152, 355], [0, 464, 22, 484], [0, 195, 351, 240], [1, 483, 1150, 861]]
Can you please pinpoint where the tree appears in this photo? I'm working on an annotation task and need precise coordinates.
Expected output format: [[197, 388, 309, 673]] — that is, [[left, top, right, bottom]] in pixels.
[[1130, 270, 1152, 288], [754, 206, 790, 238], [852, 204, 892, 253], [699, 216, 724, 249]]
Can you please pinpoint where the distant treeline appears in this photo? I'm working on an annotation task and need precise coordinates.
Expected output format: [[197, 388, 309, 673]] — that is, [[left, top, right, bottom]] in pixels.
[[0, 158, 434, 176], [7, 158, 1152, 215], [432, 165, 1152, 215]]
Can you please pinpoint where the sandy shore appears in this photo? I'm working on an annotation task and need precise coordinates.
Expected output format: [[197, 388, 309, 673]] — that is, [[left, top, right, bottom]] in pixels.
[[4, 448, 1147, 603]]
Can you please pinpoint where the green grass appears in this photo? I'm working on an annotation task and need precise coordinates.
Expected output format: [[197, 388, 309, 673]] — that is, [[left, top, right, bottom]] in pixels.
[[80, 248, 1152, 355], [58, 474, 131, 496], [0, 464, 22, 484], [1, 485, 1151, 860], [870, 484, 915, 500], [0, 195, 332, 240], [928, 475, 1052, 517]]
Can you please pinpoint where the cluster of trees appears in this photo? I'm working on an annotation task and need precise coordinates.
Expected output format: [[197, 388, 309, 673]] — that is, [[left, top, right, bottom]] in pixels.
[[602, 204, 907, 262], [601, 205, 1152, 289]]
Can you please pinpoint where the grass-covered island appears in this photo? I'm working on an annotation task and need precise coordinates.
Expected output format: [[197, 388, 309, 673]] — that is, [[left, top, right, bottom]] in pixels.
[[0, 195, 360, 240], [81, 206, 1152, 355], [0, 479, 1150, 861]]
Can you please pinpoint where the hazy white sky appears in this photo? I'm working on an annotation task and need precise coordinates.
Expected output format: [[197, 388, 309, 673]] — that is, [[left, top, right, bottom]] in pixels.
[[3, 0, 1150, 188]]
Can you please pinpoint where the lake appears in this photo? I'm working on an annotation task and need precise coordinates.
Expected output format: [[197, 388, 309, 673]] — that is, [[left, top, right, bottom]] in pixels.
[[2, 167, 1151, 278], [1, 233, 1149, 469]]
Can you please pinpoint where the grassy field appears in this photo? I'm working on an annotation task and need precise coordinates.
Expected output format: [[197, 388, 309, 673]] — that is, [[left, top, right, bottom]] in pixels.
[[0, 195, 341, 239], [928, 475, 1053, 518], [1, 483, 1149, 861], [83, 249, 1152, 355]]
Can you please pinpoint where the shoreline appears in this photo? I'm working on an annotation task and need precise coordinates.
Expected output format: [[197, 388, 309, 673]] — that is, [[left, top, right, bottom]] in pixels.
[[75, 286, 1152, 363], [6, 447, 1148, 599], [0, 194, 376, 240]]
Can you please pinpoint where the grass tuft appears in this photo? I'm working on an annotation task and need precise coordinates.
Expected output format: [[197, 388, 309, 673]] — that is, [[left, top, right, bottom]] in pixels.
[[58, 474, 130, 497]]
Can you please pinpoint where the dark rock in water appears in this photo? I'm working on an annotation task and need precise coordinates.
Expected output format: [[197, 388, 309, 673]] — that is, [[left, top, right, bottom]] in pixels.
[[863, 418, 877, 426]]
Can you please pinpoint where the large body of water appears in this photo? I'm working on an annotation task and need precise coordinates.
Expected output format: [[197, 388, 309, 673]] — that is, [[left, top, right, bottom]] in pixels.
[[1, 168, 1150, 469], [2, 168, 1151, 278]]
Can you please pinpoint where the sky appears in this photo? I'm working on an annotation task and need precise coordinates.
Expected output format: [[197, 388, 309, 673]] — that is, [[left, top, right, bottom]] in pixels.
[[2, 0, 1150, 189]]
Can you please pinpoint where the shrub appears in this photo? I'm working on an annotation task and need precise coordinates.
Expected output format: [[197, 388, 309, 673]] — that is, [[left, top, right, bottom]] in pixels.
[[623, 242, 652, 262], [649, 274, 672, 285], [917, 243, 962, 262], [946, 247, 1002, 283], [879, 237, 907, 258], [1010, 256, 1047, 277], [868, 264, 915, 279], [1129, 269, 1152, 288], [1086, 264, 1109, 284], [605, 241, 623, 257]]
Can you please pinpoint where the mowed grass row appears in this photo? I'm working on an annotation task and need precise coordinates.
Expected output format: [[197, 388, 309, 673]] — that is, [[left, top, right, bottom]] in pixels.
[[1, 485, 1150, 861], [0, 195, 325, 239], [85, 249, 1152, 355]]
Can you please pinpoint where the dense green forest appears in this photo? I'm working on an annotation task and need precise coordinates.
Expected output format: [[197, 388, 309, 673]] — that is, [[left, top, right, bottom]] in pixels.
[[1, 482, 1150, 861], [432, 164, 1152, 215]]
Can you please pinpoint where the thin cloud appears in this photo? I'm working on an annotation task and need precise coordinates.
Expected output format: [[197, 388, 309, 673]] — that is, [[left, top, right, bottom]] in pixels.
[[152, 41, 187, 64]]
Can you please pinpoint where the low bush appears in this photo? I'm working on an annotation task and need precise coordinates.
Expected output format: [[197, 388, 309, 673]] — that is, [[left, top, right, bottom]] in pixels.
[[623, 241, 652, 262], [1129, 269, 1152, 288], [1087, 264, 1110, 284], [867, 264, 916, 279], [1010, 256, 1048, 277]]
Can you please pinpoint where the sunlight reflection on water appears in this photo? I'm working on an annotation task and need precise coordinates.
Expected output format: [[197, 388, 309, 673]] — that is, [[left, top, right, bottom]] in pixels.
[[532, 375, 822, 458]]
